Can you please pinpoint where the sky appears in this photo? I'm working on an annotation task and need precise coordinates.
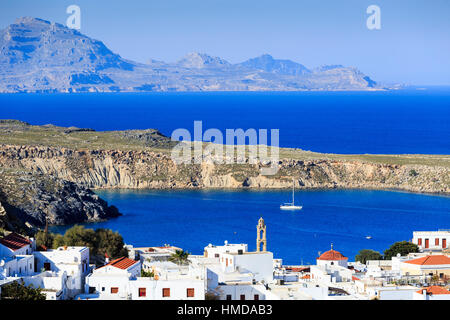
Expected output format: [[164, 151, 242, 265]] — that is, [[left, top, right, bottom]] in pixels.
[[0, 0, 449, 85]]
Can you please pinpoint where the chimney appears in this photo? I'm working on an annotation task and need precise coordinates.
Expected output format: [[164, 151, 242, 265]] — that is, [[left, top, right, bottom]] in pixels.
[[105, 252, 110, 264]]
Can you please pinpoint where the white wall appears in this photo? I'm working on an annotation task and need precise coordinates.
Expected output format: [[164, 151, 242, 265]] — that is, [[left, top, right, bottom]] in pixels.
[[220, 252, 273, 283], [216, 284, 268, 300], [85, 274, 205, 300]]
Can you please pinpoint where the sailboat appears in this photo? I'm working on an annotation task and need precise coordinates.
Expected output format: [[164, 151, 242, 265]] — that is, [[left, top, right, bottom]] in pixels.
[[280, 179, 303, 210]]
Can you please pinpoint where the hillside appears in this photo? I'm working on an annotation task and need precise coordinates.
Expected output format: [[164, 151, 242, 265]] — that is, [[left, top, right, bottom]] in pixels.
[[0, 120, 448, 194]]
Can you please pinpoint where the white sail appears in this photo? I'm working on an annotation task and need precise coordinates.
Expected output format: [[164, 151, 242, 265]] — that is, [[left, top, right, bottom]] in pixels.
[[280, 179, 302, 210]]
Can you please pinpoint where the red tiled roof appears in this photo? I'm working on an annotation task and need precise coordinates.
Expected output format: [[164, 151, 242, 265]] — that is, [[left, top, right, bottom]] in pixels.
[[352, 276, 360, 281], [0, 233, 31, 251], [416, 286, 450, 295], [301, 274, 311, 279], [317, 249, 348, 261], [404, 255, 450, 266], [101, 257, 138, 270]]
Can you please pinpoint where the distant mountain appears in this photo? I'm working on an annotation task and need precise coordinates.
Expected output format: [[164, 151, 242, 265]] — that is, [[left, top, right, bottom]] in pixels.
[[238, 54, 310, 76], [0, 17, 384, 93], [177, 52, 230, 69]]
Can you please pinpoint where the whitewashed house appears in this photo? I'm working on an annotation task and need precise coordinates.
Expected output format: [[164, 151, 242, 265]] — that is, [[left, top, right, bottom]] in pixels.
[[413, 230, 450, 251], [83, 256, 205, 300], [412, 286, 450, 300], [0, 233, 35, 278], [33, 246, 91, 297]]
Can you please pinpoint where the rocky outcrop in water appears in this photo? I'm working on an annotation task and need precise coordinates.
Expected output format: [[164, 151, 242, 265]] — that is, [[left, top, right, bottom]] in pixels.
[[0, 168, 121, 231]]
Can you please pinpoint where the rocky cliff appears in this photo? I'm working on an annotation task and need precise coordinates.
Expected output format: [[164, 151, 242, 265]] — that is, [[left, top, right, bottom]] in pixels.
[[0, 144, 448, 195]]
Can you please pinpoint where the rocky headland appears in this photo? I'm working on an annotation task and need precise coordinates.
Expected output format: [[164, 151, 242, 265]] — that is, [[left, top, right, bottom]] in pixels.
[[0, 120, 448, 232]]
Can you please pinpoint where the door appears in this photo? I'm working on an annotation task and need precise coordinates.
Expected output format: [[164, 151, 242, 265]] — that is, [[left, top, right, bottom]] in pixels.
[[443, 239, 447, 248], [425, 239, 429, 249]]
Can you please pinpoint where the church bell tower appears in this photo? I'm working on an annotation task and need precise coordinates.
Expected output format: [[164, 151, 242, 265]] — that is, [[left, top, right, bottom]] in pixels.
[[256, 217, 267, 252]]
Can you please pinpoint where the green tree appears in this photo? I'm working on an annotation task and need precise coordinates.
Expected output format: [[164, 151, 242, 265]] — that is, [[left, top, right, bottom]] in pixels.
[[35, 230, 54, 248], [355, 249, 382, 264], [384, 241, 419, 260], [52, 234, 65, 248], [63, 225, 96, 248], [94, 228, 128, 259], [169, 250, 190, 265], [32, 225, 128, 266], [141, 269, 155, 278], [0, 280, 46, 300]]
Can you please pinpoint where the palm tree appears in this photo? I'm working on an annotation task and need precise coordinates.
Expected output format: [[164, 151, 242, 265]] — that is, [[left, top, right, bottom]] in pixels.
[[169, 250, 190, 265]]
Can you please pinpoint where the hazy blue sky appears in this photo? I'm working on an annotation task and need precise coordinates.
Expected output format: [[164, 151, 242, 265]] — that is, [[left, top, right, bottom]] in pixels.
[[1, 0, 449, 85]]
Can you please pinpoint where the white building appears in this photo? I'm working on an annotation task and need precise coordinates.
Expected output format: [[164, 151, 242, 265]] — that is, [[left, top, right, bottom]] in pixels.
[[413, 230, 450, 251], [0, 233, 35, 278], [84, 256, 205, 300], [412, 286, 450, 300], [311, 246, 353, 283], [33, 246, 91, 297], [204, 242, 248, 259]]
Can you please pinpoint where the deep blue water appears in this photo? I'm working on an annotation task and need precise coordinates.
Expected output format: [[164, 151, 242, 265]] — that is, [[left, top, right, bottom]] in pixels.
[[50, 189, 450, 264], [1, 89, 449, 154], [3, 90, 450, 264]]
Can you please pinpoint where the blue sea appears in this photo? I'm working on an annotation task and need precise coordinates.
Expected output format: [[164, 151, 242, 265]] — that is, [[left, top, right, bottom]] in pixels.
[[51, 189, 450, 264], [1, 88, 449, 153], [1, 89, 449, 264]]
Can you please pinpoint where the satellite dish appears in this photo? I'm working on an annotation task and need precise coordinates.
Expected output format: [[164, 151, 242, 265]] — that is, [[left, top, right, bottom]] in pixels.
[[0, 260, 5, 267]]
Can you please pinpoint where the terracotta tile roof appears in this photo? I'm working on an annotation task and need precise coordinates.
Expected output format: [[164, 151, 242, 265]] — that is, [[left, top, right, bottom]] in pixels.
[[404, 255, 450, 266], [301, 274, 311, 279], [101, 257, 138, 270], [317, 249, 348, 261], [416, 286, 450, 295], [352, 276, 361, 281], [0, 233, 31, 251]]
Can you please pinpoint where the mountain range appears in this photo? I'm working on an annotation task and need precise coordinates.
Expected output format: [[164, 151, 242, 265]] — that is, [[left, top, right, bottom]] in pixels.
[[0, 17, 385, 93]]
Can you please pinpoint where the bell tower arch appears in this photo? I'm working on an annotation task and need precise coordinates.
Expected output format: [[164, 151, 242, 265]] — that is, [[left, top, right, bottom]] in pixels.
[[256, 217, 267, 252]]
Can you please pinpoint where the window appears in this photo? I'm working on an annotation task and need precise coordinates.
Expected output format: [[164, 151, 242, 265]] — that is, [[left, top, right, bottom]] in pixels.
[[187, 288, 195, 298], [44, 262, 51, 271], [254, 294, 259, 300], [425, 239, 429, 248], [226, 295, 232, 300], [226, 259, 228, 267], [240, 294, 245, 300], [418, 238, 422, 246], [215, 254, 219, 258], [435, 238, 440, 246], [443, 239, 447, 248], [111, 287, 119, 294], [162, 288, 170, 297], [101, 287, 105, 292], [139, 288, 146, 297]]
